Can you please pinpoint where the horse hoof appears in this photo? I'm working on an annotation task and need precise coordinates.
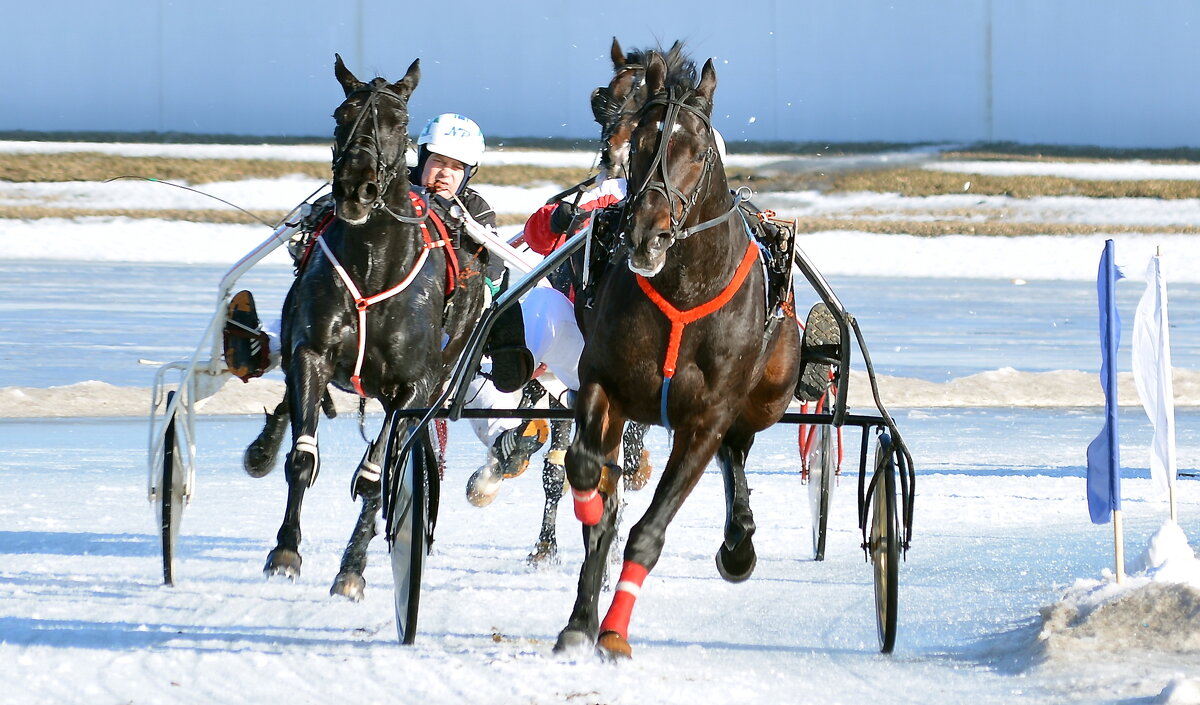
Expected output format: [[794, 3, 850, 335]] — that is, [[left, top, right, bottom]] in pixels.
[[624, 449, 652, 491], [330, 571, 365, 602], [526, 542, 559, 568], [466, 462, 502, 508], [264, 548, 302, 580], [715, 542, 757, 583], [597, 631, 632, 660], [553, 628, 595, 655], [243, 443, 276, 478]]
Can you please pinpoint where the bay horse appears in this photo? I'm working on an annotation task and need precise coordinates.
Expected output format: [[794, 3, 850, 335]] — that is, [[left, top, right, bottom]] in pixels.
[[557, 50, 801, 658], [258, 55, 488, 598]]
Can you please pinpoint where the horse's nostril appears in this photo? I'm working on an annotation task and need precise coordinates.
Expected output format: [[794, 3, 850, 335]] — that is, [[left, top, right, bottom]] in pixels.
[[358, 182, 379, 205]]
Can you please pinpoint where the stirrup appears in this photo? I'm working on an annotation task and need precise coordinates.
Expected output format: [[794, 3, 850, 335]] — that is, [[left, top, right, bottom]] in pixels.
[[796, 303, 841, 402], [223, 290, 270, 382]]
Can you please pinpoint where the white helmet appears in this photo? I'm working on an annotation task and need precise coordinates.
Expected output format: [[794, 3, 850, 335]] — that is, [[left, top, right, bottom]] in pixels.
[[417, 113, 485, 167]]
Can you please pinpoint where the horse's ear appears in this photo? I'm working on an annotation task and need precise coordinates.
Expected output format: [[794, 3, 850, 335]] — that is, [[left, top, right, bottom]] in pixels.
[[334, 53, 362, 97], [611, 37, 625, 69], [645, 51, 666, 95], [391, 58, 420, 99], [696, 58, 718, 114]]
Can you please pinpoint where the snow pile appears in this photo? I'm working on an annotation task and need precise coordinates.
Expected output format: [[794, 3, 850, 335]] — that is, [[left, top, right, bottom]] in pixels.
[[1035, 521, 1200, 703], [1040, 521, 1200, 653]]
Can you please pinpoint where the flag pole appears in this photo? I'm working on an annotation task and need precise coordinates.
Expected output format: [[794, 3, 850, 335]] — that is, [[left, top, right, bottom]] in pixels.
[[1087, 239, 1124, 582], [1113, 509, 1125, 583], [1104, 240, 1124, 584], [1160, 246, 1179, 525]]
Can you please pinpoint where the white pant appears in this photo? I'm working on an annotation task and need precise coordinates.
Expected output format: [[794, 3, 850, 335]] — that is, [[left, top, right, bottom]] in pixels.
[[465, 368, 570, 446], [521, 286, 583, 391], [465, 285, 580, 448]]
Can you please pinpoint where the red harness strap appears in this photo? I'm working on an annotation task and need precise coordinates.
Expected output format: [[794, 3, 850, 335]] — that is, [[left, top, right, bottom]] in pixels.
[[636, 241, 760, 378], [635, 241, 760, 429], [407, 190, 460, 296]]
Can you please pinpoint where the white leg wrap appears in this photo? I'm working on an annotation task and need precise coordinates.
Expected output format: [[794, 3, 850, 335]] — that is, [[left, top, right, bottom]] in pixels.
[[294, 434, 318, 457], [572, 488, 598, 502], [356, 460, 381, 483], [615, 580, 642, 597]]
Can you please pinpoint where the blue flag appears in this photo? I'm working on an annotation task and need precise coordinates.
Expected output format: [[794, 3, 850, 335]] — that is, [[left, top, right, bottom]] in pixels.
[[1086, 239, 1124, 524]]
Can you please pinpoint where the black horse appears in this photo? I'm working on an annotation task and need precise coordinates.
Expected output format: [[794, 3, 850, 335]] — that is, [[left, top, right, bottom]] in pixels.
[[556, 50, 802, 658], [250, 55, 488, 599]]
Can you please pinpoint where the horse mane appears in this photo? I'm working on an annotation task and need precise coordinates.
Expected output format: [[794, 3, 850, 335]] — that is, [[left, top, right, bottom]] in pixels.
[[624, 41, 696, 89]]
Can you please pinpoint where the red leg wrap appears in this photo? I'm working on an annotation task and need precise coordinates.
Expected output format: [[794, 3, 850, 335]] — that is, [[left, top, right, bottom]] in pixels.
[[600, 561, 650, 640], [572, 486, 603, 525]]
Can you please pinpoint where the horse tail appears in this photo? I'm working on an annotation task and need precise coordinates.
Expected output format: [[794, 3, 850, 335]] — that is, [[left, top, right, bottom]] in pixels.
[[244, 398, 290, 478]]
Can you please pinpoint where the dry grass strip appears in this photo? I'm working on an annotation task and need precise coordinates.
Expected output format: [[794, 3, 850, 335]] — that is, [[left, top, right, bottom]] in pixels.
[[0, 152, 591, 188], [0, 205, 534, 228], [791, 218, 1200, 237]]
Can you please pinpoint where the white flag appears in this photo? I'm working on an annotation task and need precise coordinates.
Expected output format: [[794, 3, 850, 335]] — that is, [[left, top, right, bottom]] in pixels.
[[1132, 254, 1177, 496]]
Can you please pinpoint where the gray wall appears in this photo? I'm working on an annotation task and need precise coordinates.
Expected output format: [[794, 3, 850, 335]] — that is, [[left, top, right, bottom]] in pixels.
[[6, 0, 1199, 148]]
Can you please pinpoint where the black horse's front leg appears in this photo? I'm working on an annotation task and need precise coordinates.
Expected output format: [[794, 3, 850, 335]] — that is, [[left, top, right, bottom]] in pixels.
[[715, 434, 757, 583], [265, 346, 330, 579], [331, 419, 392, 600], [528, 415, 570, 566]]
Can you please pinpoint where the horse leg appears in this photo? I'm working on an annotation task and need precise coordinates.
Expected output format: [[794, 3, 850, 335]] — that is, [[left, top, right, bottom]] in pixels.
[[265, 347, 329, 579], [244, 390, 339, 478], [528, 414, 569, 566], [621, 421, 653, 491], [330, 419, 392, 600], [556, 383, 625, 652], [243, 398, 289, 478], [596, 423, 725, 659], [715, 431, 758, 582]]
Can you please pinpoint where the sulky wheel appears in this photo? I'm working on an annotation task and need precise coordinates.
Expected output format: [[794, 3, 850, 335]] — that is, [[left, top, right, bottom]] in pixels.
[[389, 419, 428, 645], [157, 391, 186, 586], [807, 423, 836, 561], [869, 433, 900, 653]]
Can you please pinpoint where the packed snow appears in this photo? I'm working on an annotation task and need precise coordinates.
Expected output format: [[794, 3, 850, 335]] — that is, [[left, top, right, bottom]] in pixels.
[[2, 143, 1199, 704]]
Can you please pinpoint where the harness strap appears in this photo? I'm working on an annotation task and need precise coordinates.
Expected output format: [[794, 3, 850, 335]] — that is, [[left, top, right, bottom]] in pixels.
[[317, 191, 457, 398], [408, 191, 459, 296], [635, 240, 760, 429]]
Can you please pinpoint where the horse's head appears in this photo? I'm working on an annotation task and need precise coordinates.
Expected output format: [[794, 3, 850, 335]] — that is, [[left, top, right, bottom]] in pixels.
[[331, 53, 419, 225], [592, 39, 693, 180], [623, 52, 723, 277]]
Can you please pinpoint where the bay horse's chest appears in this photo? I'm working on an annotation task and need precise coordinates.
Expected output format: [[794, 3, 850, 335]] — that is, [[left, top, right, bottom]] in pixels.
[[586, 268, 766, 413]]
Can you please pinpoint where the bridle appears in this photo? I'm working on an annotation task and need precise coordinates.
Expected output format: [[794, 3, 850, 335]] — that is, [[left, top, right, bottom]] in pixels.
[[594, 63, 645, 145], [331, 80, 426, 225], [627, 86, 745, 243]]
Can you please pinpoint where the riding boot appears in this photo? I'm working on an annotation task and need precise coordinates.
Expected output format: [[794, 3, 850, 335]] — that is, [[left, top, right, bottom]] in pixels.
[[223, 290, 271, 382]]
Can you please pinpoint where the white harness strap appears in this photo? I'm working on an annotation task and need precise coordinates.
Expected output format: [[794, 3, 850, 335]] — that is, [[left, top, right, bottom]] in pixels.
[[317, 235, 434, 397]]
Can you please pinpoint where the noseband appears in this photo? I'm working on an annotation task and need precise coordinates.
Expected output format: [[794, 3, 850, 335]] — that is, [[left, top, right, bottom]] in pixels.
[[332, 81, 424, 225], [628, 87, 740, 242]]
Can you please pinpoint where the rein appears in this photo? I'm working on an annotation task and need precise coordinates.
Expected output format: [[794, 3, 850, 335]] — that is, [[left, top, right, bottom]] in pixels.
[[318, 191, 458, 398], [628, 88, 741, 242]]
